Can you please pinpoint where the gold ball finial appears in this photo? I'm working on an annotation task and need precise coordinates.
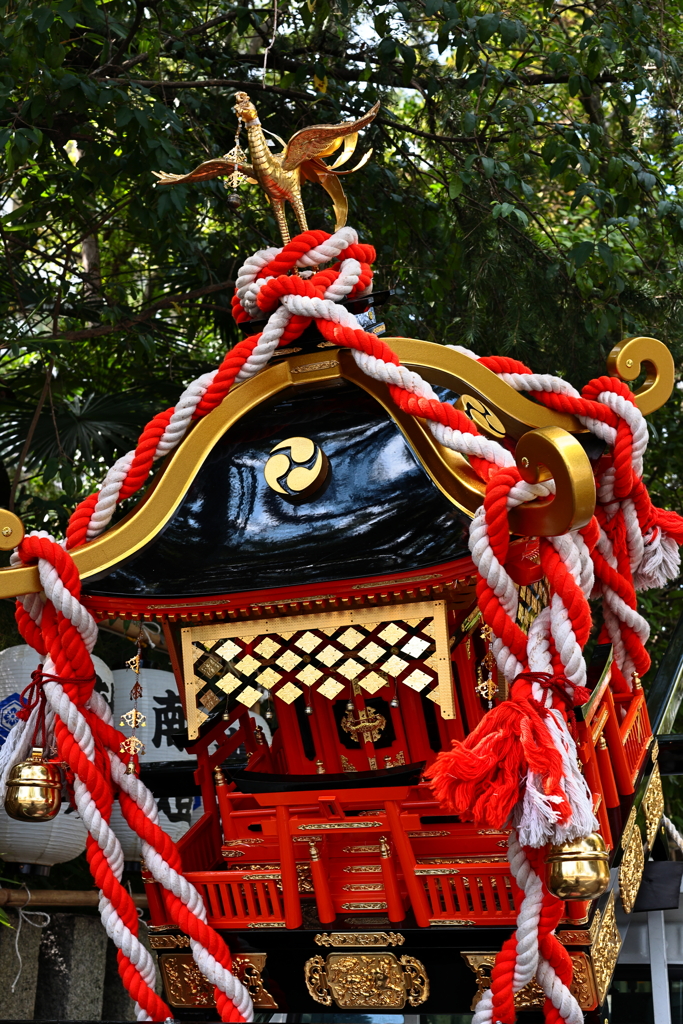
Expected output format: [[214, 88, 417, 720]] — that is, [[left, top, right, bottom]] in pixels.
[[0, 509, 24, 550]]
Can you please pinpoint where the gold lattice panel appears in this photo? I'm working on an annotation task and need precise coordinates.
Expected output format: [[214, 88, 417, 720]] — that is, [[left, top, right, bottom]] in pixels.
[[180, 601, 454, 738]]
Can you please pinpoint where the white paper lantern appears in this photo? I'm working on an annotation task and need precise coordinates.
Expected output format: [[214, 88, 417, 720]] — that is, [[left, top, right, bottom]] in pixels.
[[112, 668, 190, 764], [0, 805, 88, 868], [0, 644, 112, 871], [0, 644, 113, 747]]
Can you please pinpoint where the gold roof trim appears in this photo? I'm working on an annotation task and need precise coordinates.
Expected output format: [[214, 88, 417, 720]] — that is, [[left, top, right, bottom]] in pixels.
[[0, 335, 670, 600]]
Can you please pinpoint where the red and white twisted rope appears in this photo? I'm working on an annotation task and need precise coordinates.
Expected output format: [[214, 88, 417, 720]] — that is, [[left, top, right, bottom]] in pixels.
[[10, 536, 251, 1022]]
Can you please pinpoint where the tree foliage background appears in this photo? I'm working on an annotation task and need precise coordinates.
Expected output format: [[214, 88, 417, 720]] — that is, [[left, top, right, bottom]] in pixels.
[[1, 2, 683, 733]]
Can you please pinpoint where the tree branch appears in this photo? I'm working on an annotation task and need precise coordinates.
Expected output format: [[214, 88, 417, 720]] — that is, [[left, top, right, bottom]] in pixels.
[[9, 359, 54, 512], [24, 277, 236, 344], [108, 0, 146, 70], [103, 77, 313, 101]]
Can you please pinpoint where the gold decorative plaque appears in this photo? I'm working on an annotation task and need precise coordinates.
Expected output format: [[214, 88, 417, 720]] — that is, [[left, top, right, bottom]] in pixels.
[[315, 932, 405, 948], [643, 763, 665, 849], [159, 952, 278, 1009], [462, 951, 598, 1011], [620, 806, 645, 913], [591, 892, 622, 1005], [304, 952, 429, 1008]]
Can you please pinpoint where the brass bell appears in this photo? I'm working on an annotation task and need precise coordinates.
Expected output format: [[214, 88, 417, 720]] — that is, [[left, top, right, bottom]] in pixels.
[[546, 833, 610, 900], [4, 747, 62, 822]]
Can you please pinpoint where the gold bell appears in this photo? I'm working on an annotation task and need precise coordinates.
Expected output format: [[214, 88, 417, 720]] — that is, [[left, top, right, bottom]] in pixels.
[[546, 833, 610, 900], [4, 747, 62, 822]]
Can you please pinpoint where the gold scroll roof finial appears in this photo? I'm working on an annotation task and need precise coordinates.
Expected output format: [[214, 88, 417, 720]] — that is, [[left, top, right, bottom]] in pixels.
[[154, 92, 380, 245]]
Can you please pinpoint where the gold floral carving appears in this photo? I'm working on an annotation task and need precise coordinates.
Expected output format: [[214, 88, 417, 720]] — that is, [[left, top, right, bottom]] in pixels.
[[591, 892, 622, 1005], [343, 882, 384, 891], [236, 954, 279, 1009], [620, 807, 645, 913], [643, 763, 665, 849], [429, 918, 474, 926], [341, 901, 387, 910], [414, 866, 460, 875], [462, 951, 598, 1011], [149, 934, 191, 949], [304, 952, 429, 1008], [299, 821, 382, 830], [557, 909, 601, 947], [344, 864, 382, 873], [159, 952, 278, 1009], [315, 932, 405, 948], [297, 862, 315, 893]]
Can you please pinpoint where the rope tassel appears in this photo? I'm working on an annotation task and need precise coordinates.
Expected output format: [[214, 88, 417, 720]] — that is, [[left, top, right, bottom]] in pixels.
[[425, 674, 575, 835]]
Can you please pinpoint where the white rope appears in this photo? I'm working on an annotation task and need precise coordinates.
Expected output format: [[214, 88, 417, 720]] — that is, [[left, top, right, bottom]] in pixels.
[[8, 889, 51, 994], [663, 815, 683, 854]]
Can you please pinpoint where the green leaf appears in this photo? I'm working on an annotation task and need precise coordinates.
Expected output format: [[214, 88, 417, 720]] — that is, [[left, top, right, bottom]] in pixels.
[[448, 177, 463, 199], [480, 156, 495, 178], [477, 12, 500, 42], [398, 43, 417, 71], [377, 36, 397, 60], [34, 6, 54, 33], [568, 240, 594, 267], [596, 241, 614, 271], [638, 171, 657, 191], [45, 42, 65, 67], [462, 111, 476, 134]]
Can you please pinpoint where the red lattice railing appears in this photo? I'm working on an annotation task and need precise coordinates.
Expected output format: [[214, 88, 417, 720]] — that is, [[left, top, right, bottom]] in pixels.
[[418, 862, 516, 925]]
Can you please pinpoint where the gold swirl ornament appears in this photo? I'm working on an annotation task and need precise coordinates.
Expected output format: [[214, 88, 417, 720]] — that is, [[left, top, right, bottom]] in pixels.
[[263, 436, 329, 498]]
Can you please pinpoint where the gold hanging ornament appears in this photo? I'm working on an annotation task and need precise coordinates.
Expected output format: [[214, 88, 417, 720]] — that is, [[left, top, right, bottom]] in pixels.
[[475, 625, 498, 708], [224, 120, 249, 211], [119, 629, 146, 774]]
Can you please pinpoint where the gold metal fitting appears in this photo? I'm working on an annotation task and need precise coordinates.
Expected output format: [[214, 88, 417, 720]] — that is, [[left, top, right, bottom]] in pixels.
[[0, 508, 24, 551], [5, 747, 62, 822], [546, 833, 610, 900]]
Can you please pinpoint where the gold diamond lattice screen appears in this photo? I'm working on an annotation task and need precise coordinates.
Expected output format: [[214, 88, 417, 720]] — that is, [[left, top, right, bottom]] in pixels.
[[180, 601, 454, 738]]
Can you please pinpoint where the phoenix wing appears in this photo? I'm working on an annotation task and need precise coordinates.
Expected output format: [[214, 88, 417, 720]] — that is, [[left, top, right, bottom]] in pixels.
[[301, 161, 349, 231], [153, 159, 256, 185], [281, 101, 380, 171]]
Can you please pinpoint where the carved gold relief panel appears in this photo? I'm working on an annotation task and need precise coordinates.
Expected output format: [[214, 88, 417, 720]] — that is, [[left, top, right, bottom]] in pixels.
[[620, 807, 645, 914], [643, 763, 665, 849], [462, 951, 598, 1011], [304, 951, 429, 1008], [159, 952, 278, 1009]]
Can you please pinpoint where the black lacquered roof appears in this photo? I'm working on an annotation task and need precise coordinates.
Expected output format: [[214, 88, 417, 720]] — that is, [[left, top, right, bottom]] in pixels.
[[83, 380, 471, 599]]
